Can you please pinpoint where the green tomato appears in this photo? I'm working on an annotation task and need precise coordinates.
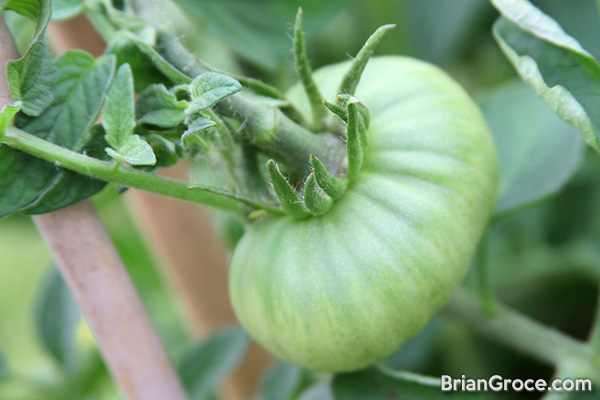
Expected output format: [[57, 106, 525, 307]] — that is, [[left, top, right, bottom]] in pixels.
[[229, 56, 498, 372]]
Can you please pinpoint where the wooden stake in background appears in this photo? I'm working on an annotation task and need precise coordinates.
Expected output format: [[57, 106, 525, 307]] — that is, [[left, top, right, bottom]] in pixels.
[[1, 17, 189, 400], [48, 12, 273, 400]]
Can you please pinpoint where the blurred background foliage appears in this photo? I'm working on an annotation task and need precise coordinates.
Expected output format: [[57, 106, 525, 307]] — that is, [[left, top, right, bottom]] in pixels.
[[1, 0, 600, 399]]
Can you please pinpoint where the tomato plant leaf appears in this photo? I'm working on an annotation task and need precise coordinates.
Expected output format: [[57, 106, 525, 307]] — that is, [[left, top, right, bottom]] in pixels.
[[5, 0, 56, 117], [480, 80, 584, 217], [187, 72, 241, 115], [34, 265, 80, 370], [178, 326, 250, 400], [124, 32, 190, 84], [103, 63, 136, 149], [0, 51, 116, 216], [146, 134, 180, 167], [136, 84, 188, 128], [491, 0, 600, 154], [332, 368, 481, 399], [260, 362, 311, 400], [50, 0, 84, 21], [102, 63, 155, 166], [105, 134, 156, 166], [1, 0, 46, 22]]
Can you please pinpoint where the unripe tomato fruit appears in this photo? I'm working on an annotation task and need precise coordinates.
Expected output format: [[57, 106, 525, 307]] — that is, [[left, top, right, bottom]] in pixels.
[[229, 56, 498, 372]]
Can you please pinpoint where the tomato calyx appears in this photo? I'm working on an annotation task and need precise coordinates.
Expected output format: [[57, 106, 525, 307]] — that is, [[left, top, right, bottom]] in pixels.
[[246, 11, 394, 219]]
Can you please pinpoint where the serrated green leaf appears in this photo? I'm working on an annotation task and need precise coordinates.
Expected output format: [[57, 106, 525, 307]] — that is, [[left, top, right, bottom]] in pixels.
[[1, 0, 43, 21], [0, 51, 116, 217], [50, 0, 84, 21], [136, 84, 188, 128], [34, 265, 80, 370], [178, 326, 250, 400], [332, 368, 481, 400], [106, 134, 156, 166], [6, 0, 56, 116], [187, 72, 241, 115], [126, 33, 190, 84], [103, 63, 136, 149], [480, 80, 584, 216], [491, 0, 600, 154]]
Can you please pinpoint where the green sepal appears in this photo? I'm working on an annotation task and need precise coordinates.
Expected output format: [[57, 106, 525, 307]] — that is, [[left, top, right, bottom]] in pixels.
[[186, 72, 242, 116], [346, 102, 364, 180], [309, 154, 346, 200], [266, 160, 309, 219], [323, 99, 347, 122], [293, 7, 326, 128], [338, 24, 396, 98], [337, 94, 371, 128], [303, 173, 333, 216]]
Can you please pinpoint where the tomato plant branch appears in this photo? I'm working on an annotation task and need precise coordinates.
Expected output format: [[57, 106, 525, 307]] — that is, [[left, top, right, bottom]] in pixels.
[[1, 126, 283, 218], [443, 289, 599, 375]]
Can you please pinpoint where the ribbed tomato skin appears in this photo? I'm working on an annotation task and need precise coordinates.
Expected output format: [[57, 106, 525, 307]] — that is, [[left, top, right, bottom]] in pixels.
[[229, 56, 498, 372]]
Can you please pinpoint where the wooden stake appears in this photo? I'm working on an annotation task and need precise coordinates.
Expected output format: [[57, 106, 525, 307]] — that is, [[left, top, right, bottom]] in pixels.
[[1, 17, 189, 400], [33, 202, 189, 400], [45, 13, 273, 399]]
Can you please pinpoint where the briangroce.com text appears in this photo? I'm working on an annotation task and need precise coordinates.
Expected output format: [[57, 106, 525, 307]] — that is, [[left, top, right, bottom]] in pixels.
[[441, 375, 593, 393]]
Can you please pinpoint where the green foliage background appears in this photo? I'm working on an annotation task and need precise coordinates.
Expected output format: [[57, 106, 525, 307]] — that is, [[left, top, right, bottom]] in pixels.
[[1, 0, 600, 399]]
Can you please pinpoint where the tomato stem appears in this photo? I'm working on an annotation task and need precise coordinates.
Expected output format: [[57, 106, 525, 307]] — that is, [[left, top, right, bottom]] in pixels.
[[444, 289, 600, 379], [2, 126, 284, 219]]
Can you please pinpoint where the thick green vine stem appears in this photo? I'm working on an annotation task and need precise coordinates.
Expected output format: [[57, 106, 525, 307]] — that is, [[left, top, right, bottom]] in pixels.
[[1, 126, 284, 219], [216, 95, 345, 176]]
